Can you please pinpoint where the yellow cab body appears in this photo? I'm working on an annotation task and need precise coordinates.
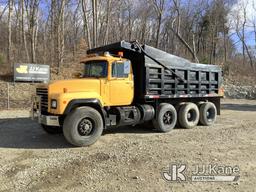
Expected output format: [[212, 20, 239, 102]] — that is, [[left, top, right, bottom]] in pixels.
[[47, 54, 134, 115]]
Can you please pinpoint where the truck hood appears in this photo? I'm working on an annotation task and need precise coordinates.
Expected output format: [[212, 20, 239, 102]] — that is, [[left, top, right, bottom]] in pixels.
[[48, 79, 101, 95]]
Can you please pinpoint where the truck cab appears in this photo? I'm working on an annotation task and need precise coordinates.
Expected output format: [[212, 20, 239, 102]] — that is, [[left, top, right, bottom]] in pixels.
[[80, 53, 134, 107], [46, 53, 134, 116]]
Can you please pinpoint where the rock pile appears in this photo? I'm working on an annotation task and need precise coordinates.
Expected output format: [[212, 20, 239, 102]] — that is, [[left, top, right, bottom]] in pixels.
[[224, 84, 256, 99]]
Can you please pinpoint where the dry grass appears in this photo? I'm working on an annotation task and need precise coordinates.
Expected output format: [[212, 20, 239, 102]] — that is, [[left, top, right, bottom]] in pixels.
[[224, 62, 256, 86]]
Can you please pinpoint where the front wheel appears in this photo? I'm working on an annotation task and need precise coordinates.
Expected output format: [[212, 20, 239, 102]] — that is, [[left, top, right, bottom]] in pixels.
[[63, 106, 103, 147]]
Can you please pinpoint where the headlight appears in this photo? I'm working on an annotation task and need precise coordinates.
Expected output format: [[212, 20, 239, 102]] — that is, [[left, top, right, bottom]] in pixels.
[[51, 99, 57, 109]]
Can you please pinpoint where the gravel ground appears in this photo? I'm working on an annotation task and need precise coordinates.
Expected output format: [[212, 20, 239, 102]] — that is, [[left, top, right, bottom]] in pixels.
[[0, 99, 255, 192]]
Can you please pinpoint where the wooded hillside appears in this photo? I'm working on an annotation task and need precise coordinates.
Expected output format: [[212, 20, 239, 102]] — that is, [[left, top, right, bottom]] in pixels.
[[0, 0, 255, 80]]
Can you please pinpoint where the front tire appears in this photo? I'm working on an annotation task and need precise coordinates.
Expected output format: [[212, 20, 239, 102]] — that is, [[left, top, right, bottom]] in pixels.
[[41, 125, 62, 134], [153, 103, 177, 132], [63, 106, 103, 147]]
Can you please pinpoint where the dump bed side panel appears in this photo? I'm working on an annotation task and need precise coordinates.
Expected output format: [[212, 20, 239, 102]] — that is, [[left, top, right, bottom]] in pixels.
[[144, 45, 222, 99], [145, 64, 221, 98]]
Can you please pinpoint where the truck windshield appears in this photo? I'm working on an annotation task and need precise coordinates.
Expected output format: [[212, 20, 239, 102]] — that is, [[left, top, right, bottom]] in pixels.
[[83, 60, 107, 78]]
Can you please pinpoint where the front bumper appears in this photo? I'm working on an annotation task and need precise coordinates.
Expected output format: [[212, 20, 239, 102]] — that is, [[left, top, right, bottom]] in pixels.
[[31, 95, 60, 127]]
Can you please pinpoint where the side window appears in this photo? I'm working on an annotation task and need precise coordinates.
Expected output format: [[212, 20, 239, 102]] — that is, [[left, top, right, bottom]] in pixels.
[[112, 61, 130, 78]]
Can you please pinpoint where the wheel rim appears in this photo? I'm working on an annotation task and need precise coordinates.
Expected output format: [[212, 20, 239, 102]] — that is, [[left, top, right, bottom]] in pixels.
[[187, 109, 196, 122], [206, 111, 210, 118], [163, 111, 173, 125], [77, 118, 94, 136], [206, 108, 215, 122]]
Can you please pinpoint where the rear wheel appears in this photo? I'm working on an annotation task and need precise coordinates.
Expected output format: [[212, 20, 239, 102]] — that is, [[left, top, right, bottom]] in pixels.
[[178, 102, 199, 129], [63, 106, 103, 147], [41, 125, 62, 134], [174, 102, 185, 128], [153, 103, 177, 132], [199, 102, 217, 126]]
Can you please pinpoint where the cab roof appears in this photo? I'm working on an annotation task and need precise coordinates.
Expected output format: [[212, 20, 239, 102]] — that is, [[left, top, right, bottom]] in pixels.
[[80, 54, 127, 64]]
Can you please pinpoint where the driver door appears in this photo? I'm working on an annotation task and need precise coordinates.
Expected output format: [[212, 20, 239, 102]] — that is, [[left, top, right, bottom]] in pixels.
[[109, 60, 134, 106]]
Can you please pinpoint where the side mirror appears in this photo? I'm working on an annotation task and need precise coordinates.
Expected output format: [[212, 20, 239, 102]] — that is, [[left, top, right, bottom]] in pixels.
[[73, 72, 83, 78], [124, 61, 131, 74]]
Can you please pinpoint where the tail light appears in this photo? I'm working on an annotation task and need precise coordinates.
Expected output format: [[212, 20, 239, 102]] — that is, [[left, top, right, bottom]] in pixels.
[[218, 86, 224, 96]]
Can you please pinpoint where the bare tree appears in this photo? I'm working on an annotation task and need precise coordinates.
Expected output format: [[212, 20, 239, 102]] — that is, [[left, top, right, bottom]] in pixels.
[[126, 1, 133, 41], [7, 0, 13, 64], [0, 4, 8, 22], [82, 0, 91, 49], [241, 3, 246, 65], [92, 0, 97, 47], [152, 0, 165, 48], [251, 1, 256, 49], [21, 0, 29, 62], [25, 0, 39, 63], [57, 0, 66, 73], [170, 0, 199, 63], [0, 0, 254, 75], [234, 3, 254, 69], [104, 0, 111, 45]]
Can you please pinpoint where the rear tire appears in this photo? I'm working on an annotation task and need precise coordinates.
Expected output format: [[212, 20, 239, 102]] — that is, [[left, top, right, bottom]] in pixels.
[[178, 102, 199, 129], [174, 102, 185, 128], [199, 102, 217, 126], [153, 103, 177, 132], [41, 125, 62, 134], [63, 106, 103, 147]]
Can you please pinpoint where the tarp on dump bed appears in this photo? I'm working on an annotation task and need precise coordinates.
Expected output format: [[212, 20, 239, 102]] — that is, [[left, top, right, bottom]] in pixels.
[[87, 40, 220, 72]]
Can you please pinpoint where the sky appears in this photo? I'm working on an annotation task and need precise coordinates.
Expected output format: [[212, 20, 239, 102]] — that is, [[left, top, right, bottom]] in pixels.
[[228, 0, 256, 49]]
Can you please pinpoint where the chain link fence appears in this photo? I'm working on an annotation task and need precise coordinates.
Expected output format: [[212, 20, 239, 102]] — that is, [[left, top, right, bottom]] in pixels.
[[0, 82, 36, 109]]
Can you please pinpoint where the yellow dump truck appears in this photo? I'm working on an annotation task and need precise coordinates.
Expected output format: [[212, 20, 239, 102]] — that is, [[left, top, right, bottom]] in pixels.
[[32, 41, 223, 146]]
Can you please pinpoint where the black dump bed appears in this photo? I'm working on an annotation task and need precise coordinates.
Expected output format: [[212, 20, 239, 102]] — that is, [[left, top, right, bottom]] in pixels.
[[88, 41, 222, 102]]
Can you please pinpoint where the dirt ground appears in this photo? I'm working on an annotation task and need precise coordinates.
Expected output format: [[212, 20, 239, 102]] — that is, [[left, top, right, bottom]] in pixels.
[[0, 99, 255, 192]]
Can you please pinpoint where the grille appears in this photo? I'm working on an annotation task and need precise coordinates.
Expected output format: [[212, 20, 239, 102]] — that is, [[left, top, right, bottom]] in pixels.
[[36, 87, 48, 113]]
